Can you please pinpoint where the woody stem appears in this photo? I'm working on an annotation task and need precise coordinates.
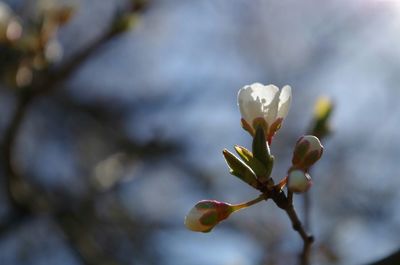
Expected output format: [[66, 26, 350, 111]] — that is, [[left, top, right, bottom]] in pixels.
[[284, 191, 314, 265]]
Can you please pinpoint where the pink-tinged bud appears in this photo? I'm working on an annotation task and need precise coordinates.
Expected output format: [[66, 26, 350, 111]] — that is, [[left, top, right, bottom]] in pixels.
[[292, 135, 323, 170], [287, 169, 312, 193], [184, 200, 234, 233]]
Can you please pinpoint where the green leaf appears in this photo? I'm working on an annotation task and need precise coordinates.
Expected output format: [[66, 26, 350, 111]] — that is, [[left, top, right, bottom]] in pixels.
[[234, 145, 267, 178], [234, 145, 253, 162], [222, 149, 259, 189]]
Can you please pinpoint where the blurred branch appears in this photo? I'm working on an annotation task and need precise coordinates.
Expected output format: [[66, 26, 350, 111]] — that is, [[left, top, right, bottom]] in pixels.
[[50, 94, 181, 160], [366, 250, 400, 265], [2, 14, 122, 214], [0, 4, 148, 265]]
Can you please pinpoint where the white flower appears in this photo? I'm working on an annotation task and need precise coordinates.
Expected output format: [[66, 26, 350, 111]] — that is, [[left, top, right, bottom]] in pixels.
[[288, 169, 312, 193], [292, 135, 324, 170], [184, 200, 233, 233], [238, 83, 292, 143]]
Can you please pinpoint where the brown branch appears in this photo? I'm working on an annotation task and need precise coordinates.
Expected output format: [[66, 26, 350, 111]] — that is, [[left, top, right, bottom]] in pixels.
[[366, 249, 400, 265], [272, 191, 314, 265], [269, 188, 313, 265], [1, 15, 122, 211], [284, 191, 314, 265], [2, 92, 34, 213]]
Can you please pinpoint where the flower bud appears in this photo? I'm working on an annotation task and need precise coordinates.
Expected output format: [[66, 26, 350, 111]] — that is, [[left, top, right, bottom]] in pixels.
[[310, 97, 334, 139], [238, 83, 292, 143], [292, 135, 323, 170], [288, 169, 312, 193], [184, 200, 234, 233]]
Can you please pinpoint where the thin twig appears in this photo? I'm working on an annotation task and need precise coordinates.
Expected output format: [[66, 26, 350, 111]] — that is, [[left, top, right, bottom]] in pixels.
[[303, 192, 311, 230], [285, 191, 314, 265]]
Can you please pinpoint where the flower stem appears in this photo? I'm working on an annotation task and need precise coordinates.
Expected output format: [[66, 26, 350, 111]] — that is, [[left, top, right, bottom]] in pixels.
[[231, 194, 268, 212]]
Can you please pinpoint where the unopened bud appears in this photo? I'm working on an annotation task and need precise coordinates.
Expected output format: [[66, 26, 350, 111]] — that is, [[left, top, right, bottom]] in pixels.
[[184, 200, 233, 233], [112, 14, 138, 34], [292, 135, 323, 170], [288, 170, 312, 193]]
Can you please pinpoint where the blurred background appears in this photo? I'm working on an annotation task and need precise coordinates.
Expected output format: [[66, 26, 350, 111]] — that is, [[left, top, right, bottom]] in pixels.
[[0, 0, 400, 264]]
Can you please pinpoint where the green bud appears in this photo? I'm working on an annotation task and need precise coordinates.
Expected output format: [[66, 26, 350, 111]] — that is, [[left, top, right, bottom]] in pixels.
[[252, 126, 267, 163], [310, 97, 334, 139], [251, 126, 274, 181], [112, 14, 138, 34]]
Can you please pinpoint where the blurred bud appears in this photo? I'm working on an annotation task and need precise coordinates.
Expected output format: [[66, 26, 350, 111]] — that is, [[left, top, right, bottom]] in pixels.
[[15, 65, 32, 88], [112, 14, 138, 34], [288, 169, 312, 193], [310, 97, 334, 139], [51, 6, 75, 25], [184, 200, 233, 233], [0, 2, 12, 30], [6, 19, 22, 42], [0, 2, 22, 42], [292, 135, 323, 170], [314, 97, 332, 120], [45, 40, 63, 62], [238, 83, 291, 143], [222, 149, 259, 189]]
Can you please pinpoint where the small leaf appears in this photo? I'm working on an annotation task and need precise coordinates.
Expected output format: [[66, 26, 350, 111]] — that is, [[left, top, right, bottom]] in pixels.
[[222, 149, 259, 189], [234, 145, 268, 178], [234, 145, 253, 162]]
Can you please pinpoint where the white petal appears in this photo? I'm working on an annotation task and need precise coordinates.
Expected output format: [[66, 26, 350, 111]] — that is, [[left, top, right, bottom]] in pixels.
[[250, 83, 279, 107], [238, 85, 263, 123], [238, 83, 275, 124], [237, 85, 252, 122], [277, 85, 292, 119], [263, 86, 280, 125]]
